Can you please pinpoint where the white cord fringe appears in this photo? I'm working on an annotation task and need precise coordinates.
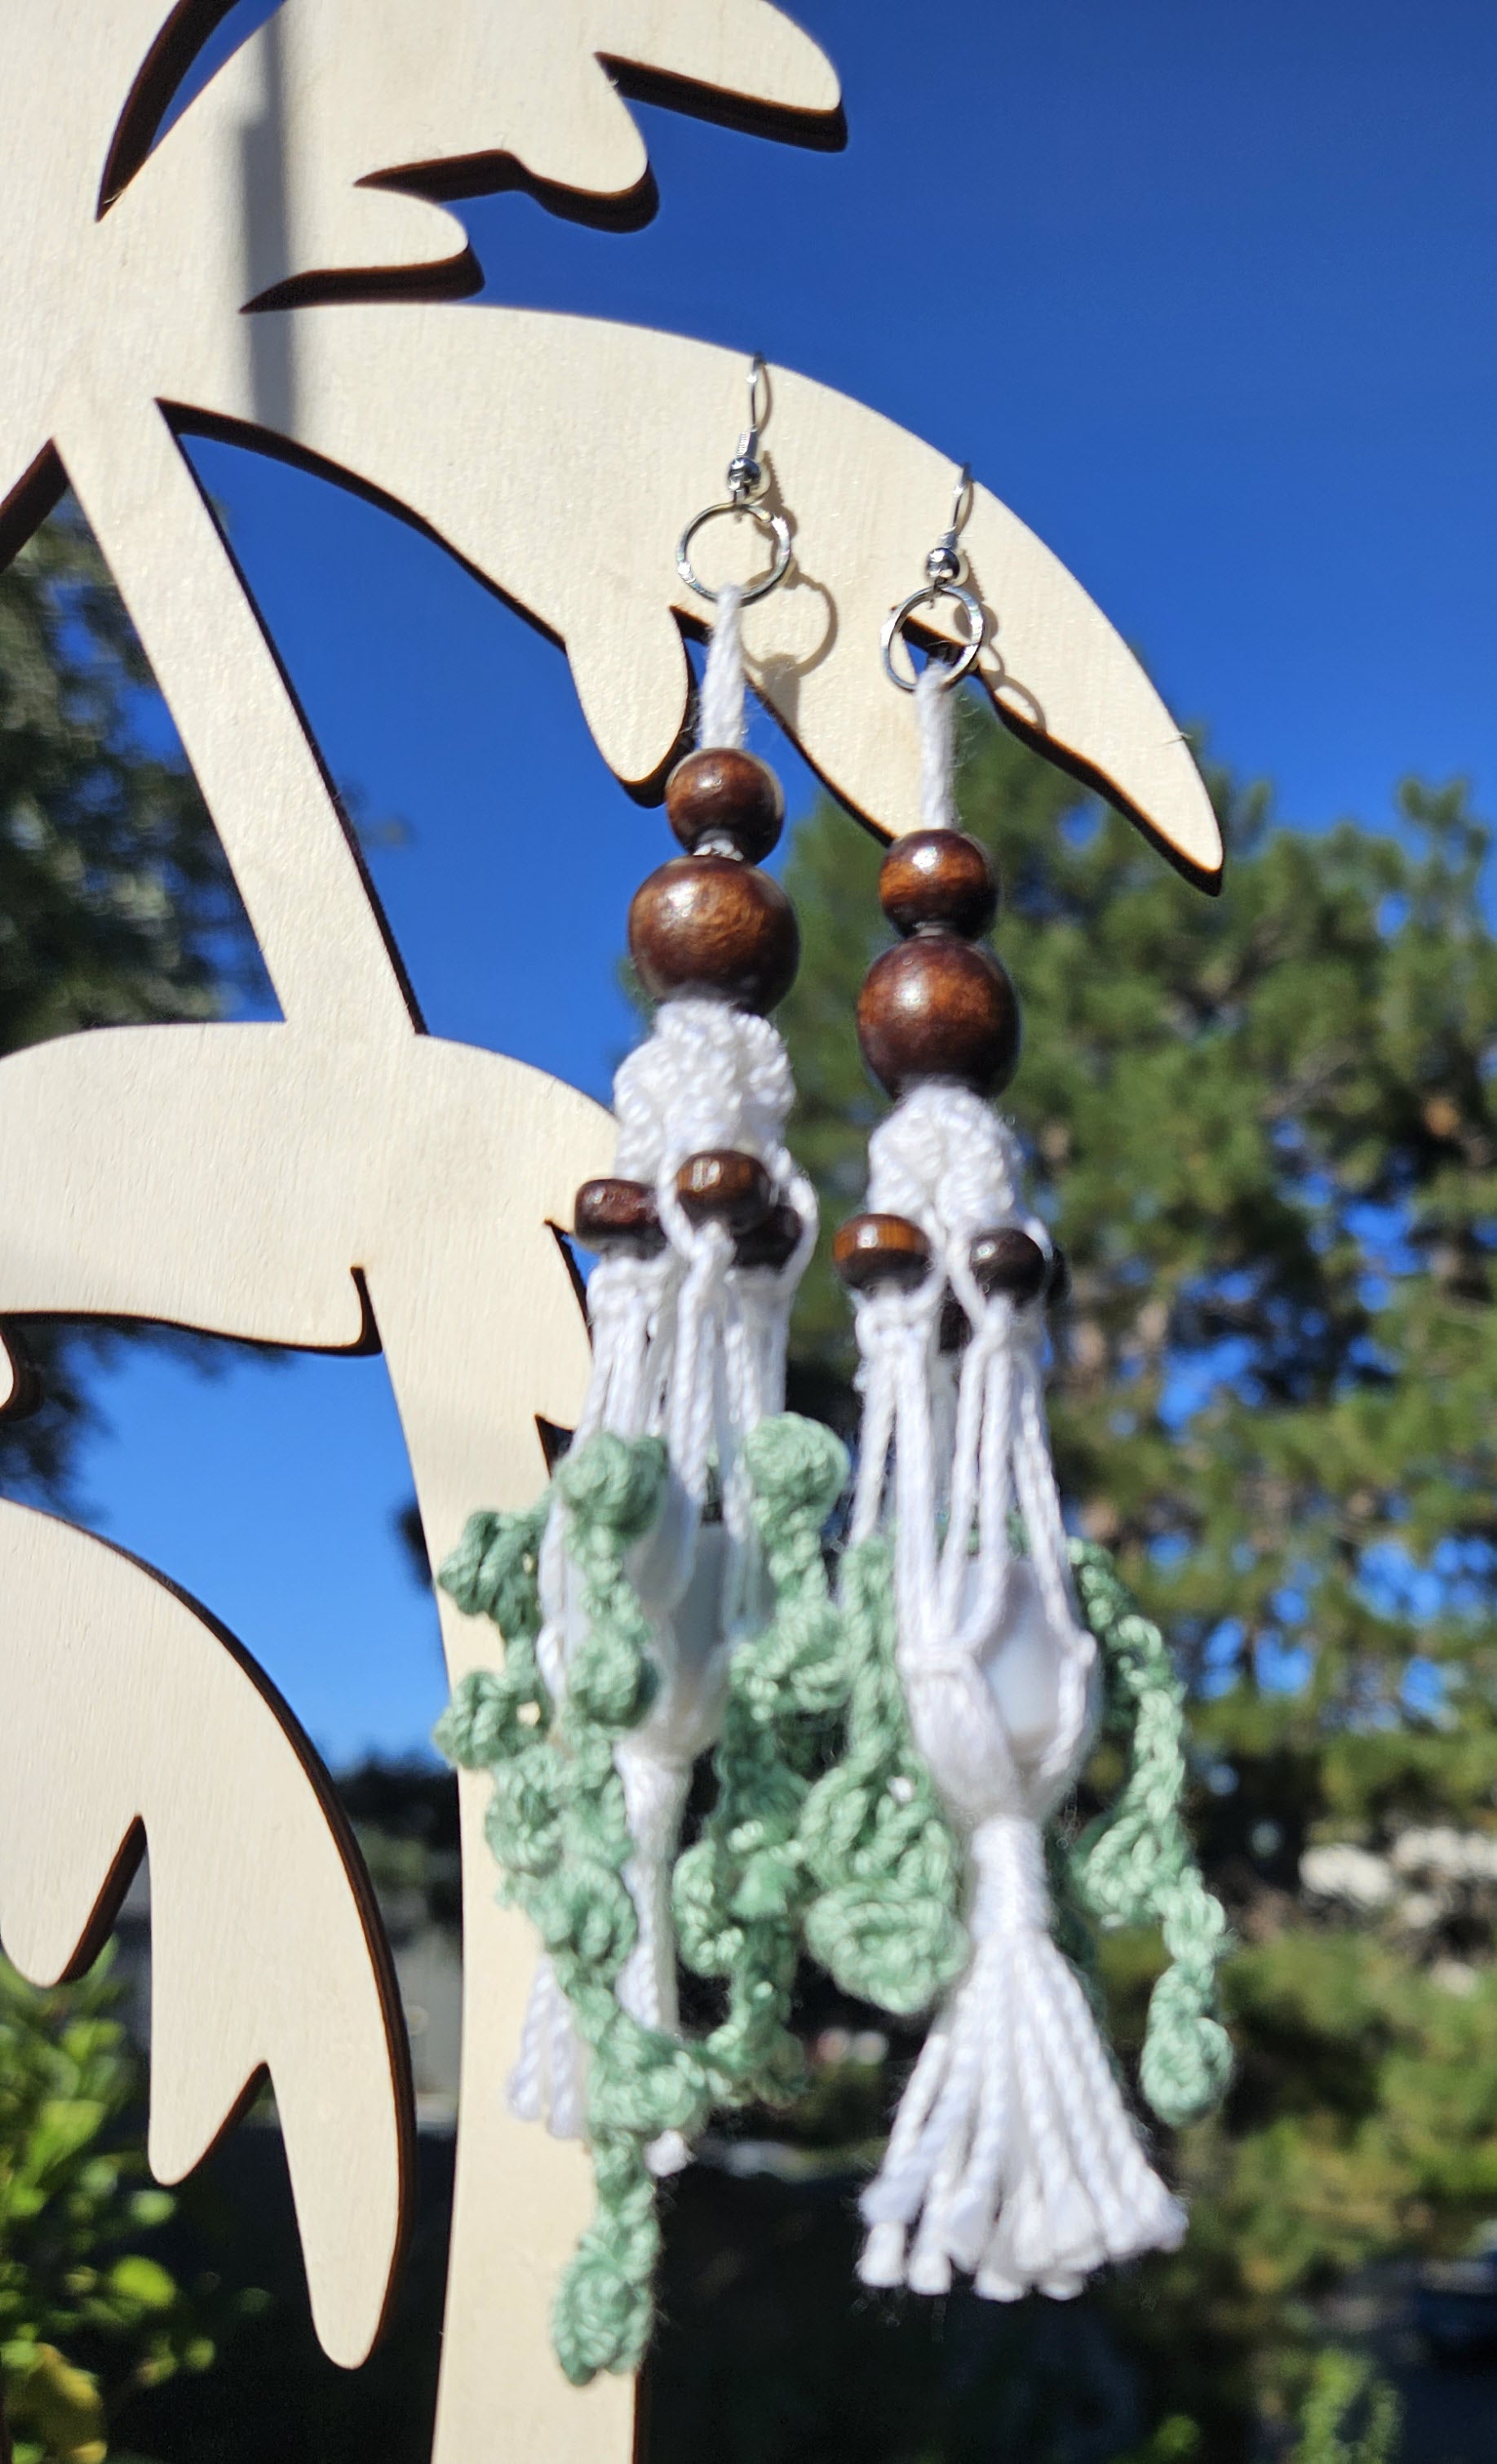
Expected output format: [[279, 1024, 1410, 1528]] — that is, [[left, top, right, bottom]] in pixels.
[[860, 1819, 1184, 2298]]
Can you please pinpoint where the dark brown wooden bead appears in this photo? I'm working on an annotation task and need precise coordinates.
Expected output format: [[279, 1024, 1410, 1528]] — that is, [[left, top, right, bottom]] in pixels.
[[879, 829, 998, 941], [666, 747, 785, 863], [735, 1199, 803, 1273], [970, 1225, 1048, 1305], [857, 938, 1021, 1097], [675, 1150, 774, 1235], [574, 1177, 665, 1257], [629, 856, 799, 1014], [832, 1212, 932, 1293]]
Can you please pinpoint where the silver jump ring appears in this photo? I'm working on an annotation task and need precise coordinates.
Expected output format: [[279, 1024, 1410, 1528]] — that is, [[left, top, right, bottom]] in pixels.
[[880, 582, 985, 692], [676, 500, 791, 606]]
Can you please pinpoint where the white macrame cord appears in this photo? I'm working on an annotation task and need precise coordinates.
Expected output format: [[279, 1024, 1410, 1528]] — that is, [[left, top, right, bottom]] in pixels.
[[850, 661, 1185, 2298]]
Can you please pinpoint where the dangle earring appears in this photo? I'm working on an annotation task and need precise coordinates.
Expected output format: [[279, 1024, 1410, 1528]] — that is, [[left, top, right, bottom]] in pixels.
[[434, 361, 849, 2387], [824, 476, 1230, 2304], [518, 357, 809, 2172]]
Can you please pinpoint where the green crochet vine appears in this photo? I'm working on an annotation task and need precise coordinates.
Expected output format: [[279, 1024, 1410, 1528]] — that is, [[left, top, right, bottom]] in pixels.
[[672, 1413, 852, 2102], [798, 1536, 968, 2016], [436, 1412, 887, 2386], [437, 1431, 710, 2386], [1067, 1539, 1233, 2129]]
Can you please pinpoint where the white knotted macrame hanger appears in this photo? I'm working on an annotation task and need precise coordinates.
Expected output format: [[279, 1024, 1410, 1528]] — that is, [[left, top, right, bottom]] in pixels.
[[513, 387, 817, 2168], [848, 653, 1185, 2298]]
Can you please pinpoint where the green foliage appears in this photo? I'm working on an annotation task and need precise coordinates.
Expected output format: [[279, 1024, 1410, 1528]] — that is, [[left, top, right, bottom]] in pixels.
[[0, 501, 257, 1505], [0, 507, 246, 1057], [777, 700, 1497, 2448], [1290, 2350, 1400, 2464], [1113, 2416, 1202, 2464], [0, 1952, 239, 2463]]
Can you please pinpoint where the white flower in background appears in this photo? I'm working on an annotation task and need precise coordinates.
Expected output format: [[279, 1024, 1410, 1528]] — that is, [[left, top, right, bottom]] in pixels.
[[1431, 1960, 1481, 1998], [1392, 1827, 1497, 1884], [1300, 1844, 1396, 1913], [1393, 1890, 1448, 1935]]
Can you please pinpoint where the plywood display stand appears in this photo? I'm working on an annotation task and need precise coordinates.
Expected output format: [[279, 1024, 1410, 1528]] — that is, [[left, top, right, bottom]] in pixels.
[[0, 7, 1222, 2460]]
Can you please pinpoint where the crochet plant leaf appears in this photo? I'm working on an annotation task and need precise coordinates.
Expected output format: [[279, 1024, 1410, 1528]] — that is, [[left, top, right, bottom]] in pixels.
[[799, 1536, 968, 2018], [672, 1412, 853, 2105], [1068, 1541, 1233, 2130]]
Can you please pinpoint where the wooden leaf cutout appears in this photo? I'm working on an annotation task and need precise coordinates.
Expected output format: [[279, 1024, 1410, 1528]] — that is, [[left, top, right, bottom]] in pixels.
[[112, 0, 842, 284], [0, 1503, 413, 2369]]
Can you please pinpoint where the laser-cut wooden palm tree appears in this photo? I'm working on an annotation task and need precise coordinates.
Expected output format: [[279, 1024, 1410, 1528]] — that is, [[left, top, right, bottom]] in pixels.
[[0, 7, 1224, 2460]]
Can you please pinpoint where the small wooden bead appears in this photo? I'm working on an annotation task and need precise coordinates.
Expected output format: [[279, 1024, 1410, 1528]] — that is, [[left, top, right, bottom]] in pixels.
[[970, 1225, 1048, 1305], [879, 829, 998, 941], [629, 855, 799, 1014], [574, 1177, 664, 1257], [832, 1212, 932, 1293], [666, 747, 784, 863], [675, 1150, 774, 1235], [735, 1199, 802, 1272], [857, 938, 1021, 1098]]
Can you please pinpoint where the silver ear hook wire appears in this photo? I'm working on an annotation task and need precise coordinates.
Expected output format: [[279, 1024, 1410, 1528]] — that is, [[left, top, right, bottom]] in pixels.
[[726, 352, 770, 505], [676, 353, 793, 607], [881, 461, 985, 692]]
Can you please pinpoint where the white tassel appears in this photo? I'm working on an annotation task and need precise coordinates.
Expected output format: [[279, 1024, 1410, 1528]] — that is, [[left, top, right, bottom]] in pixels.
[[850, 667, 1182, 2298], [512, 586, 816, 2155]]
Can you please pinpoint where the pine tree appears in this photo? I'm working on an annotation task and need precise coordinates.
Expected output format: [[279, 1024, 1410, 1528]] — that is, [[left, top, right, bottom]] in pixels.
[[0, 503, 258, 1503], [774, 700, 1497, 2450]]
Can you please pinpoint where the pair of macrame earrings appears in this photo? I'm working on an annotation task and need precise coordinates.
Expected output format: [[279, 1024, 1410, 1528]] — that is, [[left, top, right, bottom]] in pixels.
[[437, 363, 1232, 2387]]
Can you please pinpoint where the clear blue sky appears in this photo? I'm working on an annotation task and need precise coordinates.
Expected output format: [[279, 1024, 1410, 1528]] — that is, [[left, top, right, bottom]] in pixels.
[[65, 0, 1497, 1766]]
